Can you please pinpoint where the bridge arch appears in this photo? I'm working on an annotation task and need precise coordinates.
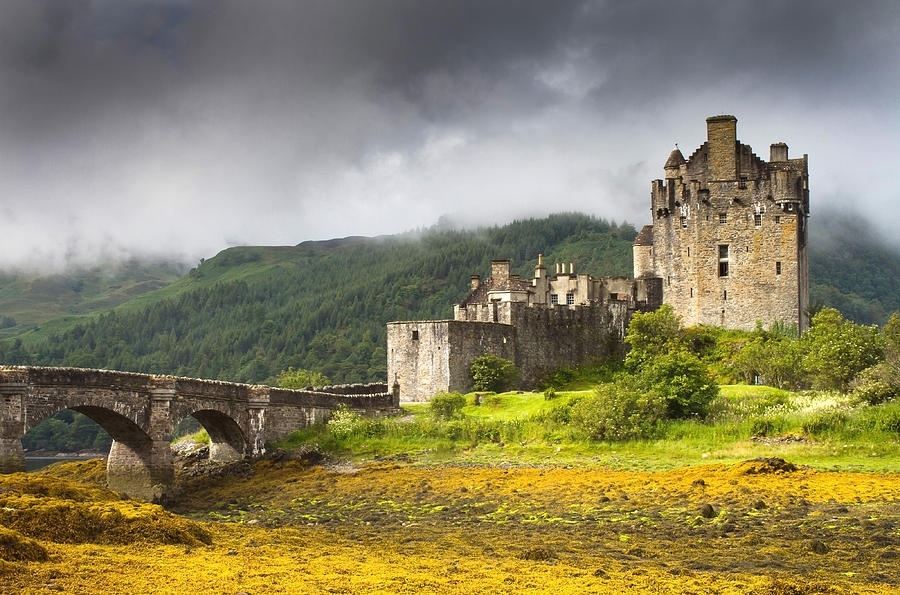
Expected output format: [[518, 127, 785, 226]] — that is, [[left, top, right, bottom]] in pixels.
[[184, 409, 247, 462]]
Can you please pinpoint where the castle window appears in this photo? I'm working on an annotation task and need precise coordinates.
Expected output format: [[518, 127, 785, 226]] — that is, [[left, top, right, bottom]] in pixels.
[[739, 176, 748, 189], [719, 213, 727, 224], [550, 294, 558, 305], [687, 247, 690, 257], [776, 261, 782, 275], [566, 293, 575, 306], [681, 216, 687, 229], [690, 288, 693, 297], [718, 244, 729, 277], [754, 213, 762, 228], [412, 330, 419, 340], [724, 289, 727, 300], [775, 215, 781, 224]]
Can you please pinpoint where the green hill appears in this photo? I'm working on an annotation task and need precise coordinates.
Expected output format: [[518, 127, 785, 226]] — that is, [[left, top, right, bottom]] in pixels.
[[0, 214, 635, 383], [1, 211, 897, 385], [0, 260, 187, 339]]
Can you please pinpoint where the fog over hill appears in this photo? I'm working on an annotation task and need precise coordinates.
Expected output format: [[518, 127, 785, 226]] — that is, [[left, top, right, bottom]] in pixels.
[[1, 1, 899, 269]]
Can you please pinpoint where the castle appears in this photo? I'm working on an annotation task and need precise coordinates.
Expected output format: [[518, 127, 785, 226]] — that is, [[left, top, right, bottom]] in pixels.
[[634, 115, 809, 331], [387, 115, 808, 402]]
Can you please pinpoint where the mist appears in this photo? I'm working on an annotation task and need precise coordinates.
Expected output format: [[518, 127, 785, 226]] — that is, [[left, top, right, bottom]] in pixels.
[[1, 0, 898, 270]]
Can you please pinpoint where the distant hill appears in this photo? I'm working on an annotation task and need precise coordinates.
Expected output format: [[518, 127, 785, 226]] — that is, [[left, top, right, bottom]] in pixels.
[[0, 260, 187, 339], [1, 211, 897, 384]]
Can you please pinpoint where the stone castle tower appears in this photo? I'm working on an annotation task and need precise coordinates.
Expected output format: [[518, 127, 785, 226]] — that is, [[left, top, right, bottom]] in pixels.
[[633, 115, 809, 331]]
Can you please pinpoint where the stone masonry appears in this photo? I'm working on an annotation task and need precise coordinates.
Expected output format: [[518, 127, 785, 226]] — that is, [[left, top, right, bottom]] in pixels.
[[0, 366, 398, 501], [633, 115, 809, 331], [388, 257, 662, 402], [390, 115, 809, 402]]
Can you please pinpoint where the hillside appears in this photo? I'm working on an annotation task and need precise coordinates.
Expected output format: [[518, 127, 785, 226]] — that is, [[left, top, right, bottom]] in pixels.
[[0, 214, 635, 383], [0, 260, 187, 339], [1, 211, 898, 385]]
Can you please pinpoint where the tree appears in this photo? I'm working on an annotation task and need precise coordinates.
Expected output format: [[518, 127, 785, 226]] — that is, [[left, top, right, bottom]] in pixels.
[[624, 305, 685, 369], [276, 367, 331, 389], [733, 324, 805, 390], [470, 354, 520, 392], [802, 308, 883, 392]]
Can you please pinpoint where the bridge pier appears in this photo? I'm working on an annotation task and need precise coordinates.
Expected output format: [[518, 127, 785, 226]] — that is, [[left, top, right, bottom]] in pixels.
[[0, 383, 27, 473], [106, 388, 176, 502]]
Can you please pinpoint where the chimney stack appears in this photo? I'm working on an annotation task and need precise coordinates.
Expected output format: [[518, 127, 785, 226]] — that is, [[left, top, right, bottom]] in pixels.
[[470, 275, 480, 291]]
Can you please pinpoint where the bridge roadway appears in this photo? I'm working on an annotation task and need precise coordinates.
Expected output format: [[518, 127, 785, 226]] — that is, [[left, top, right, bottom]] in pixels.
[[0, 366, 398, 501]]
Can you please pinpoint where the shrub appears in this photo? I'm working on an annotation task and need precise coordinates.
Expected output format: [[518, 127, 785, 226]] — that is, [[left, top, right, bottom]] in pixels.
[[570, 377, 666, 441], [276, 367, 331, 389], [430, 392, 466, 420], [543, 387, 557, 400], [851, 363, 898, 405], [470, 354, 520, 392], [801, 408, 850, 436], [637, 350, 719, 418], [327, 406, 362, 440]]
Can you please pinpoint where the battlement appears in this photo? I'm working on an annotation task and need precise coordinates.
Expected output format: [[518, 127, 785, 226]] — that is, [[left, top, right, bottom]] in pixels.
[[634, 115, 809, 332]]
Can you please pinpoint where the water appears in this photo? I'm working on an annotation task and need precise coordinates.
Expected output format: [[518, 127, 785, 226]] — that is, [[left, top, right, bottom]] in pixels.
[[25, 455, 105, 471]]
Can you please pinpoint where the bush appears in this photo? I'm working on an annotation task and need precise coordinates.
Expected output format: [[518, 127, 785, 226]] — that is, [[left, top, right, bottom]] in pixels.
[[430, 392, 466, 420], [543, 387, 557, 400], [470, 354, 520, 392], [570, 378, 666, 441], [637, 351, 719, 418], [802, 408, 850, 436], [327, 406, 362, 440], [851, 364, 898, 405]]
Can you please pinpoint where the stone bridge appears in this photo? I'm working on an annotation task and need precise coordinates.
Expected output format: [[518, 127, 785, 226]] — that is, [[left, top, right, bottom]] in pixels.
[[0, 366, 398, 501]]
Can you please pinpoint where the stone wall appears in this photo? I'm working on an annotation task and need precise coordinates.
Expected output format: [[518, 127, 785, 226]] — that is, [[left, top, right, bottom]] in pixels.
[[642, 115, 809, 331]]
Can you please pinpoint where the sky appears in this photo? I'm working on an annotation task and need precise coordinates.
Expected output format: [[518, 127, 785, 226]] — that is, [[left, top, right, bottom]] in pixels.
[[1, 0, 898, 270]]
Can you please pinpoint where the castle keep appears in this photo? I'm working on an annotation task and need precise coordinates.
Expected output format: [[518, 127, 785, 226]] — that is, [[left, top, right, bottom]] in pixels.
[[634, 115, 809, 331], [387, 258, 662, 402], [389, 115, 809, 402]]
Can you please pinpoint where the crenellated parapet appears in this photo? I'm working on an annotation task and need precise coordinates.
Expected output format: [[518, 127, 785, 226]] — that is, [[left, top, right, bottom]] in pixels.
[[633, 115, 809, 332]]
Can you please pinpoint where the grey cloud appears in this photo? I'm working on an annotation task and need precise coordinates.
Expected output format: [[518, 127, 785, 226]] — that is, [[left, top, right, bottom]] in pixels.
[[0, 0, 898, 269]]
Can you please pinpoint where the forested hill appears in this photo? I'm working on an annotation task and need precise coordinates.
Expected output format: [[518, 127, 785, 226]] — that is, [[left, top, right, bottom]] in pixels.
[[0, 214, 636, 384], [1, 212, 897, 385]]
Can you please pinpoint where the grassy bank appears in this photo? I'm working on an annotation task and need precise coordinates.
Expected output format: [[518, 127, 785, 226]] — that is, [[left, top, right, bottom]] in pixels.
[[274, 385, 900, 472]]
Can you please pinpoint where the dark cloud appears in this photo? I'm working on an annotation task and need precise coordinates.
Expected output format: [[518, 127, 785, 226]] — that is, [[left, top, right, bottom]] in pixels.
[[0, 0, 898, 269]]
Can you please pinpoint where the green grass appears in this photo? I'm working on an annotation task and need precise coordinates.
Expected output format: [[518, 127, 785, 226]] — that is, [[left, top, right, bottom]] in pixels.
[[272, 384, 900, 472]]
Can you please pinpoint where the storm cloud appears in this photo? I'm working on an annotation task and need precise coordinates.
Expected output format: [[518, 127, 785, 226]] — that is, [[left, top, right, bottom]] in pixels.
[[1, 0, 898, 269]]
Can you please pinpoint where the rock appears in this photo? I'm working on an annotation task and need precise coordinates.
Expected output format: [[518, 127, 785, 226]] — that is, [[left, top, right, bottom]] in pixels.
[[699, 503, 716, 518], [810, 540, 829, 555], [520, 546, 558, 561]]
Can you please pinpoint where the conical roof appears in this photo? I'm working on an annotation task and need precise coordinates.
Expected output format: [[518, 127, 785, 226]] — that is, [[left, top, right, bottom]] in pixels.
[[664, 146, 685, 169], [664, 144, 684, 169]]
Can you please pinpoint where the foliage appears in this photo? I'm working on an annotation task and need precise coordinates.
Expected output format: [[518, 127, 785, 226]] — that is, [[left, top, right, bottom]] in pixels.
[[470, 354, 520, 392], [327, 406, 363, 440], [636, 351, 719, 418], [624, 305, 685, 369], [570, 377, 666, 440], [621, 305, 718, 419], [802, 308, 883, 392], [275, 367, 331, 389], [0, 214, 635, 383], [22, 410, 111, 452], [429, 392, 466, 420], [732, 323, 806, 390], [850, 363, 898, 405]]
